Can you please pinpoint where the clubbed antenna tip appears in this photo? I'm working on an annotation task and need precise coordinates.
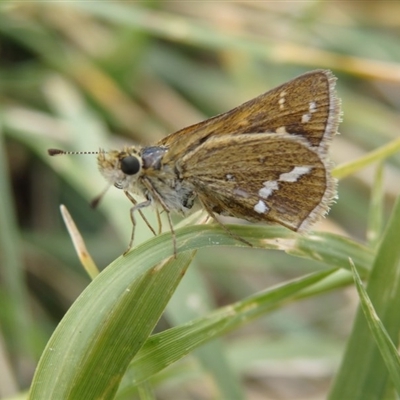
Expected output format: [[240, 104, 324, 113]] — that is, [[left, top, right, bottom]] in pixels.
[[48, 148, 65, 156], [47, 149, 100, 156]]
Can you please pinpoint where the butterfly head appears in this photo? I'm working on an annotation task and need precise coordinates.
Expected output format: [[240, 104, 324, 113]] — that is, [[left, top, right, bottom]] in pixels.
[[48, 146, 143, 192], [96, 146, 143, 190]]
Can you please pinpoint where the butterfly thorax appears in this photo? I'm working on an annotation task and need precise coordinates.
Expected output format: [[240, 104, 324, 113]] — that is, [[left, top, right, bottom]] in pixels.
[[97, 145, 196, 213]]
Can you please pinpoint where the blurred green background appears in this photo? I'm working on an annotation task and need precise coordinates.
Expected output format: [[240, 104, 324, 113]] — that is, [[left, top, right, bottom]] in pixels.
[[1, 2, 400, 399]]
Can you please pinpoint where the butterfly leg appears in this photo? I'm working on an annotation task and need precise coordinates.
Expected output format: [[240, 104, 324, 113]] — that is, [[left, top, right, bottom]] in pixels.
[[141, 179, 177, 257], [124, 191, 157, 236], [163, 207, 176, 257], [155, 207, 163, 235], [123, 192, 155, 256]]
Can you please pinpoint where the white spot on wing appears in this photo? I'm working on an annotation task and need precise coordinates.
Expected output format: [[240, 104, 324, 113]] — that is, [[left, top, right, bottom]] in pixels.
[[279, 166, 311, 182], [257, 167, 311, 204], [259, 181, 279, 199], [254, 200, 269, 214], [278, 91, 287, 110], [301, 101, 317, 124]]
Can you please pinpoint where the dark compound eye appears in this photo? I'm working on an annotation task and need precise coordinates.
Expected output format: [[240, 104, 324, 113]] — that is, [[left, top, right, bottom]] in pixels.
[[120, 155, 141, 175]]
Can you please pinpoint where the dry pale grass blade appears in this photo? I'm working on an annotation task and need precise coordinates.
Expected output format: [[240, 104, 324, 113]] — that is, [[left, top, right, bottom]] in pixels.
[[60, 204, 99, 279]]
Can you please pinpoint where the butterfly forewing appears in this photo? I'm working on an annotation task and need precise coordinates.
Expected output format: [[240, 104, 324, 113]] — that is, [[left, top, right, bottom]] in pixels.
[[179, 133, 334, 232], [160, 70, 339, 167]]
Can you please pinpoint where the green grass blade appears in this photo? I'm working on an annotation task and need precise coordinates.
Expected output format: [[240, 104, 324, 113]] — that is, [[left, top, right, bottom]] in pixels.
[[367, 163, 385, 247], [350, 259, 400, 394], [333, 137, 400, 180], [119, 268, 337, 392], [28, 222, 370, 399], [29, 251, 196, 399], [166, 262, 245, 400], [0, 126, 32, 356], [329, 195, 400, 399]]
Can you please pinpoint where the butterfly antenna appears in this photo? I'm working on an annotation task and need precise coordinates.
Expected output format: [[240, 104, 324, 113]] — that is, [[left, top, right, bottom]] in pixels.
[[48, 149, 101, 156]]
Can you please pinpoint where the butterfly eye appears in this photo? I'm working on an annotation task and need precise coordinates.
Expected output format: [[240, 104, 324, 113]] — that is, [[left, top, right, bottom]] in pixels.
[[120, 155, 141, 175]]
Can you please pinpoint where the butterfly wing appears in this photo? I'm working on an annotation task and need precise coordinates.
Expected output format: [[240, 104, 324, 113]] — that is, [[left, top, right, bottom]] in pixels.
[[160, 70, 340, 167], [179, 133, 336, 232]]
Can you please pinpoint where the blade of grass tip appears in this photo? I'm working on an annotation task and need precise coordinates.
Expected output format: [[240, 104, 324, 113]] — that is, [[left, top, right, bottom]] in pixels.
[[31, 200, 201, 400], [349, 258, 400, 394], [329, 194, 400, 399], [60, 204, 99, 280], [367, 162, 384, 247], [333, 136, 400, 180]]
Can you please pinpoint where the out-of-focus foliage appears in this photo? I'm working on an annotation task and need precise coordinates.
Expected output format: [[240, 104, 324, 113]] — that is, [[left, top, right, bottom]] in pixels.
[[1, 2, 400, 399]]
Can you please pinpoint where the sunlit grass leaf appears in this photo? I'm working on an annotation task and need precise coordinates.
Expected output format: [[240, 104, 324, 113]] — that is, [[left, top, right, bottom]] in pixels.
[[29, 250, 196, 399], [333, 137, 400, 180], [367, 162, 385, 247], [118, 267, 336, 395], [329, 195, 400, 399], [349, 259, 400, 394], [29, 222, 373, 399]]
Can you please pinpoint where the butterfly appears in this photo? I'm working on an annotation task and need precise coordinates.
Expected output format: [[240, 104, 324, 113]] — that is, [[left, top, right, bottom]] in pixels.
[[49, 69, 341, 255]]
